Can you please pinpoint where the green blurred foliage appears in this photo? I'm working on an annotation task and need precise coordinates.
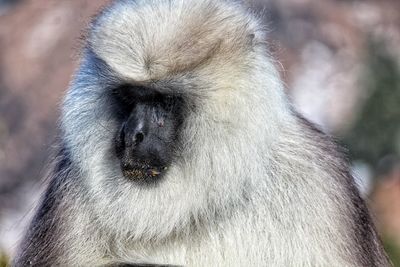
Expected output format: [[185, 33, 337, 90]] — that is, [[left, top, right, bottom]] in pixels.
[[341, 39, 400, 171], [0, 250, 9, 267], [383, 236, 400, 267], [340, 39, 400, 265]]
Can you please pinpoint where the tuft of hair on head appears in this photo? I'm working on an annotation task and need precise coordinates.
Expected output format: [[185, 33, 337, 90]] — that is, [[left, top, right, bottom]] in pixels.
[[89, 0, 265, 85]]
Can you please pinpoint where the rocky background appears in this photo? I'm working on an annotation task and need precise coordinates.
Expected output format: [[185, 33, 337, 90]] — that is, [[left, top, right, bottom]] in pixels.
[[0, 0, 399, 265]]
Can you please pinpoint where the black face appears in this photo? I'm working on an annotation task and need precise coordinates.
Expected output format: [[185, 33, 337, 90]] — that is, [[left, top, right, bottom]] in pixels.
[[111, 84, 184, 182]]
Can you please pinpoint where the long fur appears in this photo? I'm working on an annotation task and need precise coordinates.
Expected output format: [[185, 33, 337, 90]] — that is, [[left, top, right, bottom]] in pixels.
[[14, 0, 390, 266]]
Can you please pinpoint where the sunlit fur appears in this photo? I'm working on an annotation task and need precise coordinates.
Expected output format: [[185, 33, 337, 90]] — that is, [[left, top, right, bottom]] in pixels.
[[14, 0, 389, 266]]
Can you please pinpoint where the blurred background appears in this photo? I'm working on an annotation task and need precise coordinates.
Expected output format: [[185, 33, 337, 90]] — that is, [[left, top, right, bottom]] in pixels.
[[0, 0, 399, 265]]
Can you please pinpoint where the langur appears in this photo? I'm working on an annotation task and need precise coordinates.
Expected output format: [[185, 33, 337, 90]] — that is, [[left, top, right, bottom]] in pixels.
[[13, 0, 391, 266]]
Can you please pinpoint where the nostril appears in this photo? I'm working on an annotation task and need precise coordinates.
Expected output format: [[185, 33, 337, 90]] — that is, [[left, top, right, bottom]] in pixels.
[[135, 132, 144, 144]]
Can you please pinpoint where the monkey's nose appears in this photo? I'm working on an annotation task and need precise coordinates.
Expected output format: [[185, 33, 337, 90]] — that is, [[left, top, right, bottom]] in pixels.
[[128, 128, 145, 147], [119, 123, 145, 148]]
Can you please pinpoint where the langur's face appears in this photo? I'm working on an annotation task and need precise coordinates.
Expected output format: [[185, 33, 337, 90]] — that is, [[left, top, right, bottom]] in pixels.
[[111, 84, 184, 182]]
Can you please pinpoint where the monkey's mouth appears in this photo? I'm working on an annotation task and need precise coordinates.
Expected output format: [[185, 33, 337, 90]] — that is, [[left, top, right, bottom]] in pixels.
[[122, 165, 167, 180]]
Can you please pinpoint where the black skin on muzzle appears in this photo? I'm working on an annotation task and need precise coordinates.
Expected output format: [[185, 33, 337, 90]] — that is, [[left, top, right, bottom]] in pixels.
[[111, 84, 184, 182]]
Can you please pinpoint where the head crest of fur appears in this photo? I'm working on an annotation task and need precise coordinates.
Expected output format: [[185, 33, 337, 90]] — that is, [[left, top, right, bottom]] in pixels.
[[90, 0, 264, 84]]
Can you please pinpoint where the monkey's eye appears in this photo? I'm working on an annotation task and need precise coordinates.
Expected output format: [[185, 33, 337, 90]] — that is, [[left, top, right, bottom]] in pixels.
[[112, 84, 163, 103], [163, 95, 175, 112], [111, 84, 137, 106]]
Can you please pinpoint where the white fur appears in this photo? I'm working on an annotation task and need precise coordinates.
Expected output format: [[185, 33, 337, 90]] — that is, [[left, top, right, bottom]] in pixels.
[[59, 0, 387, 266]]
